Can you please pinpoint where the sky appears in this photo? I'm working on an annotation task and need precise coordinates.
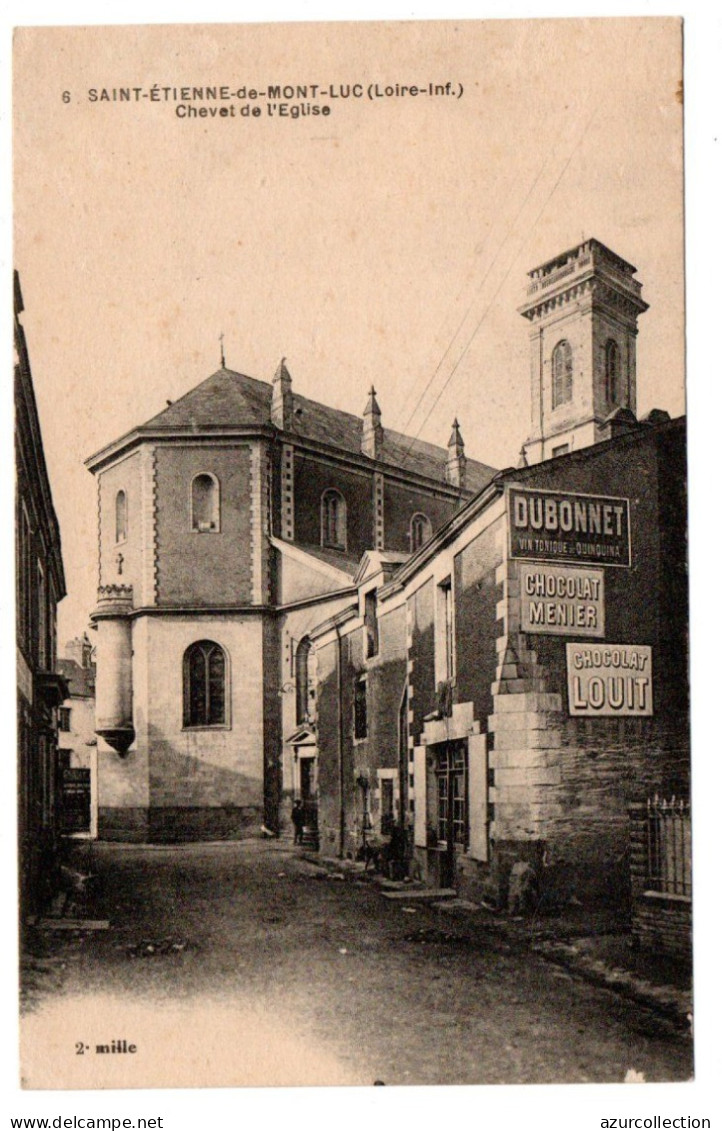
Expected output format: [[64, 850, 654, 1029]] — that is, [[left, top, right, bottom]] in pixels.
[[12, 18, 686, 644]]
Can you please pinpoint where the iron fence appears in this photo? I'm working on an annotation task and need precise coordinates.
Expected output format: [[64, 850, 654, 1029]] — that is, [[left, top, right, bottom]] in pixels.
[[646, 795, 691, 897]]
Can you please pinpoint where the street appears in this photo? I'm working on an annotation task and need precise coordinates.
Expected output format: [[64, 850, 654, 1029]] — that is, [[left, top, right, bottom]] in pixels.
[[20, 841, 692, 1089]]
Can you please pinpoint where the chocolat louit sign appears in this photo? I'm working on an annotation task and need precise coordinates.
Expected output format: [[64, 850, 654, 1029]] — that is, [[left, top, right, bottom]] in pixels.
[[508, 487, 631, 567]]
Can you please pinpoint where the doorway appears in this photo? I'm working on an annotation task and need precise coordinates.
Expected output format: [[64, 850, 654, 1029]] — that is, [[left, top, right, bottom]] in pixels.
[[434, 740, 468, 888], [298, 752, 318, 844]]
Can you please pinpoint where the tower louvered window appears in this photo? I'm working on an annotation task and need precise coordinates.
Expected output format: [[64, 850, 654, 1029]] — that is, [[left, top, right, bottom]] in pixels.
[[551, 340, 573, 408], [605, 339, 621, 405]]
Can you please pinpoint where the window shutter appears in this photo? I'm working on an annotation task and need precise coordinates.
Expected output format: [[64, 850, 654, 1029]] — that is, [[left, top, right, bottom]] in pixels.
[[413, 746, 427, 847], [467, 733, 488, 862]]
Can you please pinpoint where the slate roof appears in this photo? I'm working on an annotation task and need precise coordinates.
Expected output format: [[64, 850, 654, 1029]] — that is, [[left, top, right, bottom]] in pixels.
[[137, 367, 496, 492], [290, 542, 359, 578], [57, 659, 96, 698]]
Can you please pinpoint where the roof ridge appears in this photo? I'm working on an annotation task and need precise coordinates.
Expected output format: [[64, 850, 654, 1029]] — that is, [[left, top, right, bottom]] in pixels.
[[91, 364, 498, 492]]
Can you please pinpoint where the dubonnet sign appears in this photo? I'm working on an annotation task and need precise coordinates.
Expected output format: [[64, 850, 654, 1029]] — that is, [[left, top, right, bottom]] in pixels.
[[566, 643, 653, 717], [520, 564, 604, 638], [508, 487, 631, 567]]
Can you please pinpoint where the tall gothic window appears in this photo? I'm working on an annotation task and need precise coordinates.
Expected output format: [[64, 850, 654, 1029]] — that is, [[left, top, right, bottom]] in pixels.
[[191, 473, 220, 532], [115, 490, 128, 543], [321, 489, 347, 550], [551, 340, 573, 408], [183, 640, 227, 727], [410, 513, 432, 552], [605, 339, 621, 406]]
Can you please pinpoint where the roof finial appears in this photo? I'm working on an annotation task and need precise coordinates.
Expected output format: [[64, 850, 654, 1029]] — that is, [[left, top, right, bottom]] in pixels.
[[446, 418, 467, 488], [362, 385, 383, 460], [219, 331, 225, 368]]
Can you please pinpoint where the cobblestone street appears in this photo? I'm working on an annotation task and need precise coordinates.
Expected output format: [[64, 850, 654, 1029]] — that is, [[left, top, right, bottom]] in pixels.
[[21, 841, 693, 1089]]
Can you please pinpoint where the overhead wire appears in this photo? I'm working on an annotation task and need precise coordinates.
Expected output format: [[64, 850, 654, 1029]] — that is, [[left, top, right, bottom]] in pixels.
[[399, 142, 561, 437], [398, 101, 597, 463]]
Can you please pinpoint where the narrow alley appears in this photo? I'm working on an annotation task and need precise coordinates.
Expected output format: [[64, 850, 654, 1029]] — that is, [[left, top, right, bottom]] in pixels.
[[21, 841, 692, 1090]]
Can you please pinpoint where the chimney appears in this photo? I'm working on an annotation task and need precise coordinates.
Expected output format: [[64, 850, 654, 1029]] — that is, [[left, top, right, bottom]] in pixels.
[[362, 386, 384, 460], [598, 406, 639, 443], [65, 633, 93, 669], [272, 358, 293, 431], [446, 419, 467, 488]]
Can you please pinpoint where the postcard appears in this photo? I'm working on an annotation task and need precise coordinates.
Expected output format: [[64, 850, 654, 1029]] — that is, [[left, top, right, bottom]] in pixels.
[[14, 17, 693, 1096]]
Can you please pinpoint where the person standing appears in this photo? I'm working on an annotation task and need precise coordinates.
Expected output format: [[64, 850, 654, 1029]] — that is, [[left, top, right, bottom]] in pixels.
[[291, 799, 304, 845]]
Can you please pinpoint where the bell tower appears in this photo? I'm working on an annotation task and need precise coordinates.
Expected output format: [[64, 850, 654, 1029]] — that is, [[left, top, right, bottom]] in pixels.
[[518, 239, 649, 464]]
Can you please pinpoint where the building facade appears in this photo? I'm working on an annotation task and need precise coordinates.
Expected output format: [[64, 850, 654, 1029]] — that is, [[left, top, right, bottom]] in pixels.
[[86, 359, 495, 841], [15, 271, 68, 918], [57, 635, 97, 838], [305, 239, 689, 913], [310, 415, 689, 910]]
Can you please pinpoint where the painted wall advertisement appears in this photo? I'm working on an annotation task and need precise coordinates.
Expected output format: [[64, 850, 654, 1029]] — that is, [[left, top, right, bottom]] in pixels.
[[508, 487, 631, 567], [566, 643, 653, 716], [520, 564, 604, 637]]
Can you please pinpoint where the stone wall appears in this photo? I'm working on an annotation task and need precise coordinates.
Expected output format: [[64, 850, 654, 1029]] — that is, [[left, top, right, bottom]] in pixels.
[[382, 478, 460, 554], [154, 443, 254, 606], [293, 454, 374, 556], [97, 613, 267, 842]]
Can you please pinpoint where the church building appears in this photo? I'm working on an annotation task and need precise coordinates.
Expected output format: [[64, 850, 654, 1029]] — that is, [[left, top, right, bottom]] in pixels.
[[87, 234, 688, 924]]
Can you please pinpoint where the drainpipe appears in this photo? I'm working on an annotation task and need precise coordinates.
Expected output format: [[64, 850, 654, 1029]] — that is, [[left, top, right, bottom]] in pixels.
[[334, 621, 345, 859]]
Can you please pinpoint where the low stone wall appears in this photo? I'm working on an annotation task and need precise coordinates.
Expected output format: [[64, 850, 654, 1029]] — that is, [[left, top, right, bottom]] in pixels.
[[629, 802, 692, 962], [631, 892, 691, 962], [98, 805, 262, 842]]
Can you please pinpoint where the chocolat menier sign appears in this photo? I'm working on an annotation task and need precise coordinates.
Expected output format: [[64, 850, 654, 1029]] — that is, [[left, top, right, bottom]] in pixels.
[[508, 487, 631, 568]]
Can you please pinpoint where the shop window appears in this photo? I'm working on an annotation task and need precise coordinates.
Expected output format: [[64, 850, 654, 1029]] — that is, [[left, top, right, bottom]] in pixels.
[[183, 640, 227, 727], [410, 513, 432, 552], [191, 474, 220, 532], [551, 340, 573, 408], [321, 489, 347, 550], [354, 674, 368, 740], [115, 489, 128, 543]]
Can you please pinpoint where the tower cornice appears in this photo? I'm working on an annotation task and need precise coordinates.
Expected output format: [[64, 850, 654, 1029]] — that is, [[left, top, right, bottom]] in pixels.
[[519, 239, 649, 323]]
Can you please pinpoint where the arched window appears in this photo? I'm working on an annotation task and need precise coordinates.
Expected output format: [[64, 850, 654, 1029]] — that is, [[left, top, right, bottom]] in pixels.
[[295, 636, 317, 724], [551, 340, 573, 409], [115, 490, 128, 543], [183, 640, 227, 727], [410, 513, 432, 552], [191, 473, 220, 532], [321, 489, 347, 550], [605, 339, 621, 406]]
